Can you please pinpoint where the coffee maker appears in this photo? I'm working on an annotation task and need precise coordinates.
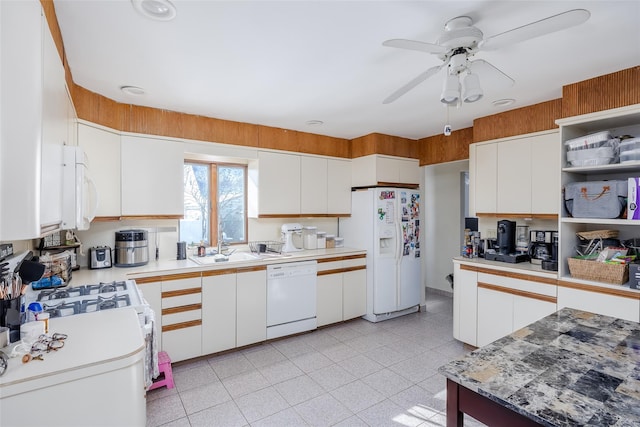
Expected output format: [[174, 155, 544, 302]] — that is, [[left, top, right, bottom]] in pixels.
[[497, 220, 516, 255], [528, 230, 553, 265], [541, 232, 559, 271], [484, 220, 529, 263]]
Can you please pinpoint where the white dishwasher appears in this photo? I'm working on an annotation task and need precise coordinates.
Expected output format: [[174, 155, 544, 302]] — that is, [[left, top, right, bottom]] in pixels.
[[266, 260, 317, 339]]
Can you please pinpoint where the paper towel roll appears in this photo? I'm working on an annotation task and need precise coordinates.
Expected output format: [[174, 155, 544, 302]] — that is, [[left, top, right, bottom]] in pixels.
[[20, 321, 45, 344]]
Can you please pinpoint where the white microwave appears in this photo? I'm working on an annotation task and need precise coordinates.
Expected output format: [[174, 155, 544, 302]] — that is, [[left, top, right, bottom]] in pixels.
[[62, 146, 98, 230]]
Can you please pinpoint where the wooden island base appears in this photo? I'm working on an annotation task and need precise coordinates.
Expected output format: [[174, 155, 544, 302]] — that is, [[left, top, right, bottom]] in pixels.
[[446, 379, 541, 427]]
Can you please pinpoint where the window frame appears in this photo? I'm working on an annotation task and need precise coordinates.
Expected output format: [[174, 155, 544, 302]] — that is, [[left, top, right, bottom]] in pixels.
[[182, 160, 248, 247]]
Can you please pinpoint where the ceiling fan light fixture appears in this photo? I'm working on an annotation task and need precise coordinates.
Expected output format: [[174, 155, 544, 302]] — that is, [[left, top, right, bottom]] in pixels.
[[462, 73, 483, 103], [440, 74, 460, 105], [132, 0, 176, 21]]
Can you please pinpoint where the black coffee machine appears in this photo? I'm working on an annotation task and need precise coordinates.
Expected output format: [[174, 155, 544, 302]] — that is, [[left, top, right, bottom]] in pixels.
[[485, 220, 529, 263], [528, 230, 552, 265], [497, 220, 516, 255], [541, 231, 559, 271]]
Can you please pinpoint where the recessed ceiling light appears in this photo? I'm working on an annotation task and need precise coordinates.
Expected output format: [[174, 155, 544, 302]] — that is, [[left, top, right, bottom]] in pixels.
[[120, 85, 145, 96], [306, 120, 324, 126], [131, 0, 176, 21], [492, 98, 515, 107]]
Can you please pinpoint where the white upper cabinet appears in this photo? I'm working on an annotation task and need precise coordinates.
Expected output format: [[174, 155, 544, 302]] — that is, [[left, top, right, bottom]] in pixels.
[[301, 156, 328, 214], [249, 151, 301, 216], [530, 133, 560, 214], [0, 1, 68, 239], [472, 143, 498, 215], [249, 151, 351, 217], [40, 9, 67, 233], [327, 159, 351, 214], [77, 123, 121, 218], [497, 137, 532, 213], [471, 130, 559, 215], [351, 154, 420, 188], [120, 135, 184, 217]]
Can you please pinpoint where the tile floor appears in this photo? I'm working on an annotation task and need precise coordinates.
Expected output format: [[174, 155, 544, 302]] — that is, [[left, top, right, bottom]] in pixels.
[[146, 291, 485, 427]]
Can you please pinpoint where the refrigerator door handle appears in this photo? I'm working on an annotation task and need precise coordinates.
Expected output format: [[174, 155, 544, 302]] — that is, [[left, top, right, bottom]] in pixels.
[[395, 221, 401, 261]]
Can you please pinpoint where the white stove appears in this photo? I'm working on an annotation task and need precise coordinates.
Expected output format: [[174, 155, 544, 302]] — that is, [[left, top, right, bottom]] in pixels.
[[24, 279, 158, 388]]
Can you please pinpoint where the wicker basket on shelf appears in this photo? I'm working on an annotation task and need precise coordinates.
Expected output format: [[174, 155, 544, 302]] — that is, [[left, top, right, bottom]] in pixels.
[[567, 257, 629, 285], [576, 230, 619, 240]]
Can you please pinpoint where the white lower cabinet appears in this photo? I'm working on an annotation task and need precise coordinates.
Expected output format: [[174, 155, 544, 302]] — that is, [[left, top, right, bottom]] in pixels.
[[557, 284, 640, 323], [317, 255, 366, 327], [477, 286, 513, 347], [513, 293, 556, 331], [160, 275, 203, 363], [453, 262, 478, 346], [236, 267, 267, 347], [317, 273, 343, 327], [476, 272, 557, 347], [454, 261, 557, 348], [202, 270, 237, 354], [342, 268, 366, 320], [136, 256, 365, 361]]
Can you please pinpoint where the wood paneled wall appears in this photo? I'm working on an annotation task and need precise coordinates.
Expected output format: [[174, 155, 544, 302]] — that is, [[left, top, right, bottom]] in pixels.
[[562, 66, 640, 118], [472, 99, 562, 143], [39, 1, 639, 165], [71, 84, 352, 158], [351, 133, 418, 159], [418, 127, 473, 166]]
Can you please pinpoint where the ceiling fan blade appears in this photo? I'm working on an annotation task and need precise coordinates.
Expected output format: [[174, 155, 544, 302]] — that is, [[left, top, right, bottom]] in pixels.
[[383, 64, 444, 104], [469, 59, 514, 89], [383, 39, 447, 54], [480, 9, 590, 51]]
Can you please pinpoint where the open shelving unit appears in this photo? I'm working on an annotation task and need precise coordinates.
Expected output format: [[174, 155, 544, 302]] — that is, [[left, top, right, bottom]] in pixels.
[[557, 104, 640, 289]]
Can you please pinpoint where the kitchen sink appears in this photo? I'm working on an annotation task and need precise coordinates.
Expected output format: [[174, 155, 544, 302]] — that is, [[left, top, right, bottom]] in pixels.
[[190, 251, 259, 264]]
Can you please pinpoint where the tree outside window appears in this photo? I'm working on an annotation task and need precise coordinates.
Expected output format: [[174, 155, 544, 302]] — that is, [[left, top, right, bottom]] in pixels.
[[180, 162, 246, 247]]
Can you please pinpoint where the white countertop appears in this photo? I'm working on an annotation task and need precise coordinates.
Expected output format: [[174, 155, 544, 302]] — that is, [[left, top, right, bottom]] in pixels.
[[453, 256, 558, 279], [0, 308, 144, 398], [71, 247, 367, 284]]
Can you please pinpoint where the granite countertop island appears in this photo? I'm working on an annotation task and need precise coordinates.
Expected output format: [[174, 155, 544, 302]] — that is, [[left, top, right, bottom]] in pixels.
[[439, 307, 640, 427]]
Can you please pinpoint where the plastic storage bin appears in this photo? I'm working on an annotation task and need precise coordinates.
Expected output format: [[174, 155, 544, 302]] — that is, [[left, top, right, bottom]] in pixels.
[[317, 231, 326, 249], [620, 138, 640, 154], [302, 226, 317, 250], [326, 235, 336, 248], [566, 146, 614, 167], [621, 149, 640, 163], [564, 131, 612, 151]]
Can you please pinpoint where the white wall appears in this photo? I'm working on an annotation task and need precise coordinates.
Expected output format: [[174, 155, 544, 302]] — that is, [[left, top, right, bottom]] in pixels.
[[424, 160, 469, 294]]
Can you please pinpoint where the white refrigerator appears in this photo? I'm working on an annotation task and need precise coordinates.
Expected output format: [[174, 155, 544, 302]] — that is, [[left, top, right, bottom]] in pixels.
[[340, 188, 422, 322]]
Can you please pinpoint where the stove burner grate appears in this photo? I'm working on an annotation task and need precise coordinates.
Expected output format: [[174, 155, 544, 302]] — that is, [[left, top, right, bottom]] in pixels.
[[43, 301, 82, 318], [84, 281, 128, 295], [38, 287, 82, 301], [82, 294, 131, 313]]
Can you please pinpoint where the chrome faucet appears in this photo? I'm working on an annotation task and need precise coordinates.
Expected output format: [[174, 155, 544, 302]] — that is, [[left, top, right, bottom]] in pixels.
[[217, 225, 229, 255]]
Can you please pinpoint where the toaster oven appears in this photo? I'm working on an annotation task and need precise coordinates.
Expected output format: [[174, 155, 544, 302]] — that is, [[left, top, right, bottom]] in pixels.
[[89, 246, 112, 269]]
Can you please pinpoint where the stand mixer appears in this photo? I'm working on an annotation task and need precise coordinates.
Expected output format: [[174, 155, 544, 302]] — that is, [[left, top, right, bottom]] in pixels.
[[281, 223, 303, 252]]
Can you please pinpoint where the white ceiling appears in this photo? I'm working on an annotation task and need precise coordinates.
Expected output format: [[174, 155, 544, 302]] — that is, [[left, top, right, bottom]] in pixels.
[[54, 1, 640, 141]]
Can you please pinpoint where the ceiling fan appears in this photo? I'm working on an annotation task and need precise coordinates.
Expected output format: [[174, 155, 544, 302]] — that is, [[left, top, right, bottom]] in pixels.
[[382, 9, 590, 105]]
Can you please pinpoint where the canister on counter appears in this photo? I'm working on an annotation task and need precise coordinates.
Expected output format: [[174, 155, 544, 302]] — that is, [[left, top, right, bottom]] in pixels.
[[317, 231, 326, 249], [335, 237, 344, 248], [303, 226, 317, 250], [326, 235, 336, 248]]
